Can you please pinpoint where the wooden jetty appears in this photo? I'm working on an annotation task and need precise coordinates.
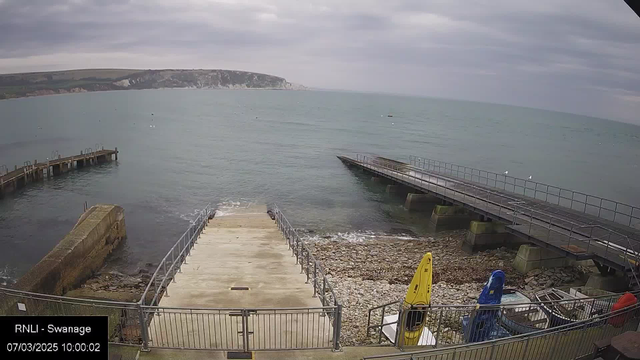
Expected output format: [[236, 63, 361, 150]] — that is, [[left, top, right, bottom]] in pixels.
[[0, 147, 118, 198]]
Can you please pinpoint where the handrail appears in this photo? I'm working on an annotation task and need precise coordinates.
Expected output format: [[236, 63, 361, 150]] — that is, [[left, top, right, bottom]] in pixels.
[[0, 286, 139, 307], [140, 305, 338, 311], [409, 155, 640, 228], [270, 204, 341, 307], [368, 288, 640, 315], [140, 204, 213, 306], [270, 204, 342, 351]]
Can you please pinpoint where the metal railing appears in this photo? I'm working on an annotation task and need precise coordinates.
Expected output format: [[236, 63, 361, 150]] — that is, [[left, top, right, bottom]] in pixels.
[[363, 301, 640, 360], [270, 204, 342, 350], [142, 305, 339, 351], [0, 286, 144, 345], [271, 204, 341, 309], [141, 204, 214, 306], [367, 290, 635, 349], [409, 155, 640, 229], [353, 154, 640, 277]]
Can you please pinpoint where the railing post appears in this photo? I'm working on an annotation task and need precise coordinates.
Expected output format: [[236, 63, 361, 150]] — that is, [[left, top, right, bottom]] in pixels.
[[137, 303, 150, 351], [332, 304, 342, 351], [568, 224, 574, 248], [241, 309, 250, 352], [305, 250, 310, 283], [322, 277, 327, 306], [377, 305, 387, 344], [434, 309, 443, 348], [598, 198, 603, 218], [299, 245, 304, 273], [395, 308, 406, 350], [313, 261, 318, 297]]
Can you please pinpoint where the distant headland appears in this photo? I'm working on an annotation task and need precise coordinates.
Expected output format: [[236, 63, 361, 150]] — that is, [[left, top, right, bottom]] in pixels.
[[0, 68, 306, 100]]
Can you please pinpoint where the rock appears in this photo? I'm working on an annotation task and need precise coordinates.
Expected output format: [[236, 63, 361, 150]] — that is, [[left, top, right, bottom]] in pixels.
[[528, 269, 542, 276]]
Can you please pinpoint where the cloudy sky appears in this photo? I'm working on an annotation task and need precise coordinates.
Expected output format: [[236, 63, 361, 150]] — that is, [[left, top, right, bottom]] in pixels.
[[1, 0, 639, 123]]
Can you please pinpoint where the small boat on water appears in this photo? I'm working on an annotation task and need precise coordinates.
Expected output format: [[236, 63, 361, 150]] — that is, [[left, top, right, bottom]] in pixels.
[[500, 289, 549, 334]]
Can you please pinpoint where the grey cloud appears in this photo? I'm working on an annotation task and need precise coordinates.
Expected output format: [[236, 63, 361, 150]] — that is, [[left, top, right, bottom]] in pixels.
[[0, 0, 639, 123]]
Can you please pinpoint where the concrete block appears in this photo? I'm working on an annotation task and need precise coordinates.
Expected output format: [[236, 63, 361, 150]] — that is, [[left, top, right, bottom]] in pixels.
[[463, 221, 527, 253], [433, 205, 468, 216], [387, 185, 411, 198], [513, 244, 574, 274], [404, 193, 438, 212], [468, 221, 510, 234], [428, 205, 474, 231], [585, 274, 628, 293]]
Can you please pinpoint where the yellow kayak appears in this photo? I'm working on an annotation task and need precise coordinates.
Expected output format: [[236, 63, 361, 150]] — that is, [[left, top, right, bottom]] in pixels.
[[401, 252, 433, 346]]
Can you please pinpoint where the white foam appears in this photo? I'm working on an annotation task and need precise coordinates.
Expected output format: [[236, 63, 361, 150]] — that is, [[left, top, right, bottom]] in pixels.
[[302, 230, 417, 243], [214, 199, 266, 217]]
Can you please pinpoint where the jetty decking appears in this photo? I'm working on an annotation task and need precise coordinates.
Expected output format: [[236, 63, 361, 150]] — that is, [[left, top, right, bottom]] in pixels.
[[0, 147, 118, 197], [338, 154, 640, 274]]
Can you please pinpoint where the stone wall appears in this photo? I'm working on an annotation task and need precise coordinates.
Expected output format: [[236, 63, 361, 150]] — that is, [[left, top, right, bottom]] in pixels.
[[15, 204, 126, 295]]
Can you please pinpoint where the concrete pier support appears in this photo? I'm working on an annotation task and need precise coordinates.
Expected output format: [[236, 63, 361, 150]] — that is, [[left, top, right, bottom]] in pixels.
[[463, 221, 526, 253], [513, 244, 574, 273], [428, 205, 474, 231], [404, 193, 438, 212], [585, 274, 628, 292], [386, 184, 410, 196]]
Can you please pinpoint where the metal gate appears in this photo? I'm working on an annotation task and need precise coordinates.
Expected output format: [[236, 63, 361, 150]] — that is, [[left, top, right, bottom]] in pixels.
[[143, 305, 341, 351]]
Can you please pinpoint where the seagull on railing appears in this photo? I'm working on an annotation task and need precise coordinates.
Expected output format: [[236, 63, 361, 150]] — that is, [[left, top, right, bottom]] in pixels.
[[528, 176, 532, 180], [504, 171, 509, 175]]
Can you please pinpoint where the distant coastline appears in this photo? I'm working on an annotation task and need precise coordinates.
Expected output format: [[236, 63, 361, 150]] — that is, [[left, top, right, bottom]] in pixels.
[[0, 68, 306, 100]]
